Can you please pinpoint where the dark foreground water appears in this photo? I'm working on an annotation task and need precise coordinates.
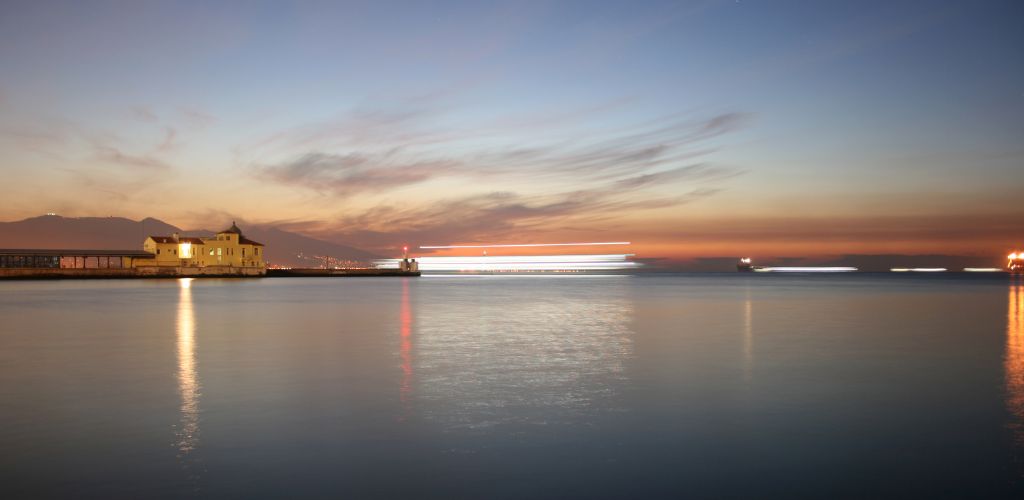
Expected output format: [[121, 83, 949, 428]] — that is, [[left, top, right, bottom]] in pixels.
[[2, 274, 1024, 498]]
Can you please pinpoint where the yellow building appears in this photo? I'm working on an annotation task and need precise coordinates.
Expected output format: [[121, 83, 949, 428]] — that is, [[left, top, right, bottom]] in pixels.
[[137, 222, 265, 274]]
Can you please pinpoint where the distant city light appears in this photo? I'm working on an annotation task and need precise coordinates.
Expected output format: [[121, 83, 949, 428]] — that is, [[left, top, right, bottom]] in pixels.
[[754, 267, 858, 273], [419, 242, 630, 249]]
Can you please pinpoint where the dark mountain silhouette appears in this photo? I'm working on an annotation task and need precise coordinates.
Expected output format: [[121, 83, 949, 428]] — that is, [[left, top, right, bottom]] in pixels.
[[0, 215, 381, 267], [184, 225, 382, 267], [0, 215, 177, 249]]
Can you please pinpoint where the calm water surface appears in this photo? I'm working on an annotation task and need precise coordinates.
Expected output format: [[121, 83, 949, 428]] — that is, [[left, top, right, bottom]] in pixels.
[[1, 274, 1023, 498]]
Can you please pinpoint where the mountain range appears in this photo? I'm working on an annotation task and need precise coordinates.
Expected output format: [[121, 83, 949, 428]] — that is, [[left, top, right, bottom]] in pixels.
[[0, 215, 382, 267]]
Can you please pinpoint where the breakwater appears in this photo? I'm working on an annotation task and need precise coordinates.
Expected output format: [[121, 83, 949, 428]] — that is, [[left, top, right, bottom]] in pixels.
[[0, 267, 417, 280], [266, 268, 419, 278]]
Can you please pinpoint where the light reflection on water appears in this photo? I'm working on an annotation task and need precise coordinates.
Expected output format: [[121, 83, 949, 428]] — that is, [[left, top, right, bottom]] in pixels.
[[743, 287, 753, 383], [176, 278, 201, 463], [4, 274, 1024, 497], [1008, 280, 1024, 443], [409, 276, 633, 430], [399, 278, 413, 418]]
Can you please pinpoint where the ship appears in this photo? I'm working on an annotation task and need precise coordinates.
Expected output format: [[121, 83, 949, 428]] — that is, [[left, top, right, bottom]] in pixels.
[[737, 258, 761, 272]]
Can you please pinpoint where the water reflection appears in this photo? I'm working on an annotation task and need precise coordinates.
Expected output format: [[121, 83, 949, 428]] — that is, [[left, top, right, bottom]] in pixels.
[[176, 278, 200, 456], [399, 278, 414, 417], [411, 277, 634, 429], [743, 289, 753, 383], [1008, 280, 1024, 443]]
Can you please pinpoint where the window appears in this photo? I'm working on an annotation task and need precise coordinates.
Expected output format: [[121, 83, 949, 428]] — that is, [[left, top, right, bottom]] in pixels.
[[157, 249, 160, 254], [209, 248, 214, 255], [217, 248, 222, 256]]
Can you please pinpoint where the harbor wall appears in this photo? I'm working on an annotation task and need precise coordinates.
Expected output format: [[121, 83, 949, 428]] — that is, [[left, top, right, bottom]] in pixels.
[[266, 268, 419, 277], [0, 266, 265, 280], [0, 267, 419, 279]]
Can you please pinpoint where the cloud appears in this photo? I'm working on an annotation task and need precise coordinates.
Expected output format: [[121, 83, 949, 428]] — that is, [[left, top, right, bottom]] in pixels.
[[155, 127, 178, 152], [253, 110, 751, 198], [94, 145, 171, 170], [257, 152, 461, 196], [244, 106, 751, 248], [179, 107, 217, 129], [612, 164, 741, 189], [130, 106, 159, 123], [291, 181, 730, 251]]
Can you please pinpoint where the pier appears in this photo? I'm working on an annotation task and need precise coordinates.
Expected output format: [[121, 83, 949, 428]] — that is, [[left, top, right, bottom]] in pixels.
[[266, 268, 419, 278]]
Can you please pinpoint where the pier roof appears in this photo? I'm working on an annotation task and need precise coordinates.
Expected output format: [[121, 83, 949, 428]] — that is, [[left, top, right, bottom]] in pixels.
[[148, 236, 204, 244], [0, 249, 155, 257]]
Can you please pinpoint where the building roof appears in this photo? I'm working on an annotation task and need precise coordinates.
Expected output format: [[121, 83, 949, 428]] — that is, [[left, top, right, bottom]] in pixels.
[[219, 221, 244, 235], [0, 249, 155, 257], [215, 221, 263, 246], [148, 236, 205, 244]]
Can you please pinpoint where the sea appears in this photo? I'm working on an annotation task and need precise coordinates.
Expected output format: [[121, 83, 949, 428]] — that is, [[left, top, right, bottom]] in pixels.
[[1, 273, 1023, 498]]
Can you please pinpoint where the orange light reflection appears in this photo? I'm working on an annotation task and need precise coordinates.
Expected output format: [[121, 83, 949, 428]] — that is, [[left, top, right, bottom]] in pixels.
[[1007, 280, 1024, 443], [399, 278, 413, 417]]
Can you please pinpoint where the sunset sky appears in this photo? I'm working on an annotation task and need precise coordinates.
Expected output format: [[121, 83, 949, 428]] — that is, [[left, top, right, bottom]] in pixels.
[[1, 0, 1021, 261]]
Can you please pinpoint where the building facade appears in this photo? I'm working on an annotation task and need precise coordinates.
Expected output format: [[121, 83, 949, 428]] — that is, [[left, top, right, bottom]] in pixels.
[[137, 222, 265, 273]]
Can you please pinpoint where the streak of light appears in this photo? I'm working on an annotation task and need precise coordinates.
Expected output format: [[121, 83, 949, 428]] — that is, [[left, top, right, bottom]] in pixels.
[[890, 268, 947, 272], [374, 254, 639, 272], [419, 242, 630, 249], [964, 268, 1003, 272], [754, 267, 858, 273], [176, 278, 200, 456]]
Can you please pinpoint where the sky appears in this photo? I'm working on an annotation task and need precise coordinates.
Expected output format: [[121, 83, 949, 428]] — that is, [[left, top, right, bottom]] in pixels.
[[0, 0, 1021, 262]]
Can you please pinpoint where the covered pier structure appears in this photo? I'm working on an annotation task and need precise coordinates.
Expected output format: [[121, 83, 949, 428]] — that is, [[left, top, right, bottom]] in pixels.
[[0, 249, 155, 278]]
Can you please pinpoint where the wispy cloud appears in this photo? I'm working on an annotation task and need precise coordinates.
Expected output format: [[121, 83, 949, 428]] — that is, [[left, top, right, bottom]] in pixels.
[[130, 106, 159, 123], [289, 180, 730, 251], [155, 126, 178, 153], [253, 108, 750, 195], [247, 105, 750, 247], [179, 107, 217, 129], [94, 145, 171, 170], [257, 152, 461, 196]]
